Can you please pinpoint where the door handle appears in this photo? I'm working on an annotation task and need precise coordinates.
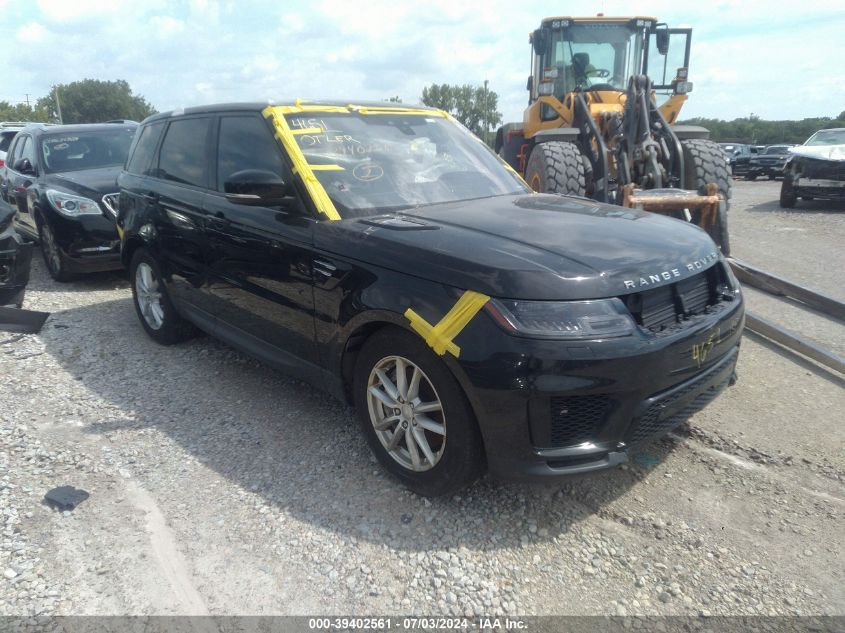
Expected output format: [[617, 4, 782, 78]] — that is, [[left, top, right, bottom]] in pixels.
[[142, 192, 159, 202]]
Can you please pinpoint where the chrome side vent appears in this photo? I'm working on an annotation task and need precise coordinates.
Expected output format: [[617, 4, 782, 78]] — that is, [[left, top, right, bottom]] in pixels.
[[102, 193, 120, 217]]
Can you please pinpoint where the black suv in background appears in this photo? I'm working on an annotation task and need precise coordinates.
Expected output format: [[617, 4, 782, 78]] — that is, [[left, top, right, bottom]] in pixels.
[[0, 123, 137, 281], [719, 143, 758, 177], [117, 102, 743, 496], [747, 145, 793, 180]]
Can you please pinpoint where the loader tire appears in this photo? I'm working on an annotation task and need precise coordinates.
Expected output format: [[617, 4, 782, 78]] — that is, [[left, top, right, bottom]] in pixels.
[[524, 141, 586, 197], [682, 139, 732, 256]]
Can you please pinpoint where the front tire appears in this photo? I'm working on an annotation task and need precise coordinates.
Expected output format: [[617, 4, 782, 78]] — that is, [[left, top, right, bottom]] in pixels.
[[682, 139, 732, 255], [130, 249, 196, 345], [780, 177, 797, 208], [353, 327, 485, 497], [524, 141, 586, 196], [38, 220, 74, 282]]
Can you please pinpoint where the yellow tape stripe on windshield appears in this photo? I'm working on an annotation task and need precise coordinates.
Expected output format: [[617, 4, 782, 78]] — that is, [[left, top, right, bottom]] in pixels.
[[262, 103, 450, 221], [290, 127, 324, 135], [263, 106, 341, 221], [269, 101, 448, 118]]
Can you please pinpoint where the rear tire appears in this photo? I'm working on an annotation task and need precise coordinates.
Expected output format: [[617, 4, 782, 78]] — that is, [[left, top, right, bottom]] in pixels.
[[353, 327, 485, 497], [130, 248, 197, 345], [780, 177, 797, 208], [682, 139, 732, 255], [38, 220, 75, 282], [524, 141, 586, 196]]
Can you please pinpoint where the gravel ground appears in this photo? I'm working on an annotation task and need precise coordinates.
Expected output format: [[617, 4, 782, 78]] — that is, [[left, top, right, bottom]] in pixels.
[[0, 182, 843, 618]]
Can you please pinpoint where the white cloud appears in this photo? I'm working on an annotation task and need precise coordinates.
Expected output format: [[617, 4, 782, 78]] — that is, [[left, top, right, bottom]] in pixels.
[[149, 15, 185, 38], [16, 22, 47, 43], [36, 0, 127, 22], [2, 0, 842, 124]]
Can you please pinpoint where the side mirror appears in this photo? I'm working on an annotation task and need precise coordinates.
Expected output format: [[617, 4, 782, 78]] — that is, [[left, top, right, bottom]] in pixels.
[[531, 28, 546, 56], [656, 28, 670, 55], [14, 158, 35, 175], [526, 76, 533, 93], [224, 169, 291, 206]]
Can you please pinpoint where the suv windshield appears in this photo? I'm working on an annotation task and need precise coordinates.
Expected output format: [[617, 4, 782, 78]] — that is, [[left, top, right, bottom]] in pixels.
[[286, 112, 528, 218], [40, 128, 136, 173], [805, 129, 845, 146]]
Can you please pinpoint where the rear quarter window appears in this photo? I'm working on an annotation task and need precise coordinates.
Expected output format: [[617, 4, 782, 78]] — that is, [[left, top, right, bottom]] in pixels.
[[126, 122, 165, 176], [0, 131, 19, 153]]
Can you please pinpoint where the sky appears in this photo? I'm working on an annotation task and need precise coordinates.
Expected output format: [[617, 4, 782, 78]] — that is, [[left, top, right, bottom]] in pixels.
[[1, 0, 844, 126]]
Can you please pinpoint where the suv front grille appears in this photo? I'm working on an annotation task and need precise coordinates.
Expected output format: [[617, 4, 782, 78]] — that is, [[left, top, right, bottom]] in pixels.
[[628, 376, 730, 445], [799, 157, 845, 181], [627, 353, 733, 445], [549, 395, 612, 447], [621, 265, 728, 333]]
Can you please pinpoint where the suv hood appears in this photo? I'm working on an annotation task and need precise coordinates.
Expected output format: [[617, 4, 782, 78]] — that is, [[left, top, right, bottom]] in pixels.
[[316, 194, 721, 300], [790, 145, 845, 162], [44, 166, 121, 199]]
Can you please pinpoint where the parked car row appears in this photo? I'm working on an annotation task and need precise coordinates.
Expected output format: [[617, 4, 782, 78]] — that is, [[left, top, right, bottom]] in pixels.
[[0, 104, 745, 495], [718, 142, 797, 180]]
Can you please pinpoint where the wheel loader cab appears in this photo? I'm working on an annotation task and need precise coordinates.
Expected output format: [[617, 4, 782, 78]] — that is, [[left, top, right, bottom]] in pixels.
[[526, 17, 693, 128]]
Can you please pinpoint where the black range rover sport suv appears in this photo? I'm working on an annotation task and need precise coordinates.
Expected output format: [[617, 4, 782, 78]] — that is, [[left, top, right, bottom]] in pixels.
[[117, 102, 744, 496]]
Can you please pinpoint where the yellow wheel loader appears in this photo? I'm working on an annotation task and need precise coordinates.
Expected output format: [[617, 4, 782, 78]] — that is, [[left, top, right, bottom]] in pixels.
[[496, 16, 731, 254]]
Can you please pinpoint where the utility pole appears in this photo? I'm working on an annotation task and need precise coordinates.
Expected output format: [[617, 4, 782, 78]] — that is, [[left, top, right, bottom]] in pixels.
[[54, 86, 63, 124], [24, 93, 30, 107], [483, 79, 489, 145]]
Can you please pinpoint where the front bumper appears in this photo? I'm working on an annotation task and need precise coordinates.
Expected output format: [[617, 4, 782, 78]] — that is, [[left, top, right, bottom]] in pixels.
[[453, 297, 745, 481], [794, 178, 845, 200], [748, 163, 785, 178], [47, 211, 123, 273], [0, 229, 34, 307]]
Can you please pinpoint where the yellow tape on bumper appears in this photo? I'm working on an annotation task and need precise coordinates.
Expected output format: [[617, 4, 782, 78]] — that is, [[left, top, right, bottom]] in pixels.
[[404, 290, 490, 358]]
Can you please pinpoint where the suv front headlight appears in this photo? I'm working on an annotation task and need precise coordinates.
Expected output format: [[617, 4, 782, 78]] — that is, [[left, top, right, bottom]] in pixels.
[[46, 189, 103, 217], [486, 297, 636, 339]]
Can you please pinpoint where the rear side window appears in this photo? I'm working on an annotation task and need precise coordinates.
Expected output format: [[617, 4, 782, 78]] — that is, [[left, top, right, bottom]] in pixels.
[[126, 122, 165, 175], [157, 117, 210, 188], [216, 115, 286, 192], [17, 136, 36, 168], [0, 131, 18, 153]]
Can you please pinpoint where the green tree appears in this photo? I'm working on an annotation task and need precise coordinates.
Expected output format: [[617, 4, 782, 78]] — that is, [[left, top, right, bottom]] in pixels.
[[0, 101, 49, 123], [421, 83, 501, 146], [679, 111, 845, 145], [37, 79, 156, 124], [385, 96, 403, 103]]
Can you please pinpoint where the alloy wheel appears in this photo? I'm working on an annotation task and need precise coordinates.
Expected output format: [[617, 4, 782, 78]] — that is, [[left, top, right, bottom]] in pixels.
[[41, 224, 62, 273], [135, 262, 165, 330], [366, 355, 446, 472]]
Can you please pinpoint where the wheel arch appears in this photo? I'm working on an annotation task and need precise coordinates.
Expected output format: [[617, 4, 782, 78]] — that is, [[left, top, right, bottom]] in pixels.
[[120, 234, 147, 269], [337, 312, 489, 453]]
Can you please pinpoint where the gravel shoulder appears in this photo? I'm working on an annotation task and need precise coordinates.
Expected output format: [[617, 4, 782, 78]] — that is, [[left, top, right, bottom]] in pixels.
[[1, 183, 842, 617]]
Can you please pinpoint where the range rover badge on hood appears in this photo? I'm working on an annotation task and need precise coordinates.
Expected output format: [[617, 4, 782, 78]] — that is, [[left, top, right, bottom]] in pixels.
[[623, 251, 718, 290]]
